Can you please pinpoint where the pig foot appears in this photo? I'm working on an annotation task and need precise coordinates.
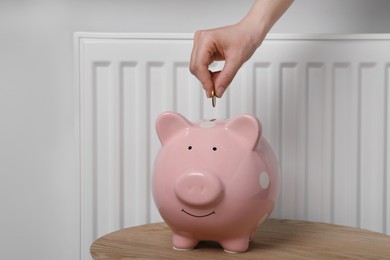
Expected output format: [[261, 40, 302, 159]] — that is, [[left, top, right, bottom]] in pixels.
[[172, 234, 198, 251], [221, 237, 250, 253]]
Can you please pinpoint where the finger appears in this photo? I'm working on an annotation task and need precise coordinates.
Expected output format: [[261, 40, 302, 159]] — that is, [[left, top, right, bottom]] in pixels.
[[214, 58, 241, 97], [200, 69, 214, 98], [190, 32, 216, 98], [189, 65, 214, 98], [190, 65, 214, 98]]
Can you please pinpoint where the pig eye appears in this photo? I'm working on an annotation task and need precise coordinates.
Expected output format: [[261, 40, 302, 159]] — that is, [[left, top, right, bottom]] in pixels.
[[188, 146, 192, 150], [212, 147, 217, 151]]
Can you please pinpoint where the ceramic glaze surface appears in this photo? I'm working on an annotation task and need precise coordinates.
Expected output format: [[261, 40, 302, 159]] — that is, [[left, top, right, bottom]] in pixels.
[[152, 112, 280, 253]]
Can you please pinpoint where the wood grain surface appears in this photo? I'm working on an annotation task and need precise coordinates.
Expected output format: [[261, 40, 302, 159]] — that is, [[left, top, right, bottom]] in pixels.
[[90, 219, 390, 259]]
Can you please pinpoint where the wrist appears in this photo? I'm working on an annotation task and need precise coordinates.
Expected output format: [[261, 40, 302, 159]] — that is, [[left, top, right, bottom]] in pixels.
[[239, 0, 294, 47], [238, 13, 269, 49]]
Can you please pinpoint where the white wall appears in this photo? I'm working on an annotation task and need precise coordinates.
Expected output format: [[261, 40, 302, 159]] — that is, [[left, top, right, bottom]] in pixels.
[[1, 1, 390, 259]]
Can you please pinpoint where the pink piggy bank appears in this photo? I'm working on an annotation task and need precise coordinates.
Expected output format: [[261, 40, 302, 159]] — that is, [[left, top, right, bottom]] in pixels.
[[152, 112, 279, 253]]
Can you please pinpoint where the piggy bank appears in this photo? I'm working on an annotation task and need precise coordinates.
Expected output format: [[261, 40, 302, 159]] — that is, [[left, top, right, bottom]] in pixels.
[[152, 112, 279, 253]]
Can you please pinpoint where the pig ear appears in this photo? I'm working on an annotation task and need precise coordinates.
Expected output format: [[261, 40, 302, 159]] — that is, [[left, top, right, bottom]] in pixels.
[[225, 114, 262, 149], [156, 112, 192, 145]]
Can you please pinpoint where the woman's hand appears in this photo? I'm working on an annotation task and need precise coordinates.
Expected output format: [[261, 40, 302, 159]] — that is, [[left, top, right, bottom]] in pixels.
[[190, 0, 294, 98]]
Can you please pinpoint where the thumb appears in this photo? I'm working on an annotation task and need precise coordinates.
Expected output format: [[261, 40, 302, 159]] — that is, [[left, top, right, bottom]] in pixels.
[[213, 58, 241, 97]]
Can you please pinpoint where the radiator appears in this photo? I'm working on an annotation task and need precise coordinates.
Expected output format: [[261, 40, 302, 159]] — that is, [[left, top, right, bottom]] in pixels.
[[74, 33, 390, 259]]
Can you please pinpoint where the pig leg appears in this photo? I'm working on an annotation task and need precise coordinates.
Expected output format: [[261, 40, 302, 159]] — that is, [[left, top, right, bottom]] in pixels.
[[220, 237, 250, 253], [172, 233, 198, 251]]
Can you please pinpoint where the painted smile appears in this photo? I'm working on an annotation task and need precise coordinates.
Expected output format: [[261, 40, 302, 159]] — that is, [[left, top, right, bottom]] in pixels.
[[181, 209, 216, 218]]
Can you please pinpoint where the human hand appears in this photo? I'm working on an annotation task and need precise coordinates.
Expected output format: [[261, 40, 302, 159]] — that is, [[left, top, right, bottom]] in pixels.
[[190, 22, 260, 98], [189, 0, 294, 98]]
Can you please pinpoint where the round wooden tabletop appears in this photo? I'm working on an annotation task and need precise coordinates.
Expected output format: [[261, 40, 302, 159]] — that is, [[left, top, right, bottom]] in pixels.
[[90, 219, 390, 259]]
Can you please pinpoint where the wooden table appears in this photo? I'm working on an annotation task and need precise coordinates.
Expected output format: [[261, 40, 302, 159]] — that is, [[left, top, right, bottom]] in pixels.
[[90, 219, 390, 259]]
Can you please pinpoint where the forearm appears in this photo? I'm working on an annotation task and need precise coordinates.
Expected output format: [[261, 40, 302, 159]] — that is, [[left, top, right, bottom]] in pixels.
[[240, 0, 294, 47]]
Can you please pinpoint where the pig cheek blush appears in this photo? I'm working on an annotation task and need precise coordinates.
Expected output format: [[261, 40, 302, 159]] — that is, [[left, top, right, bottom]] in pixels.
[[153, 112, 280, 253]]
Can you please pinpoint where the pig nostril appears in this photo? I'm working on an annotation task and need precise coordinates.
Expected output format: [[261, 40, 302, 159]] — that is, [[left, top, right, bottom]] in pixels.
[[188, 146, 192, 150], [212, 147, 217, 151]]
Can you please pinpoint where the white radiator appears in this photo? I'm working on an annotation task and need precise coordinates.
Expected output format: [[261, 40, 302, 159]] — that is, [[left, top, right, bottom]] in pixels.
[[74, 33, 390, 259]]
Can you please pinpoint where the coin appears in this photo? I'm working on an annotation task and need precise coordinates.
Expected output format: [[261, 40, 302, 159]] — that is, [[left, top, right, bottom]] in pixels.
[[211, 90, 216, 108]]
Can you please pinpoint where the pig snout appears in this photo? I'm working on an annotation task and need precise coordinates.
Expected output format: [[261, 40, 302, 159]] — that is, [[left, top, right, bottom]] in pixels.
[[174, 172, 224, 207]]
